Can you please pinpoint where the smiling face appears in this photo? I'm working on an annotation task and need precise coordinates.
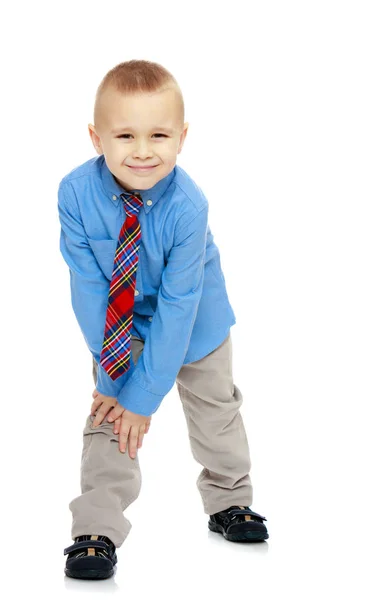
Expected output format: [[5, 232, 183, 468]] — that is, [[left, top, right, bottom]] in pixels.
[[88, 85, 189, 192]]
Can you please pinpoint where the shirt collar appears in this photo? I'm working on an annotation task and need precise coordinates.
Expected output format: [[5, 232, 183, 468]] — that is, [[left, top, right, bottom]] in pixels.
[[99, 154, 175, 214]]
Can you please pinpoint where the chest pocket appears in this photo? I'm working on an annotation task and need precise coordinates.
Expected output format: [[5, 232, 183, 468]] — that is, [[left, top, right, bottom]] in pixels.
[[86, 237, 144, 301]]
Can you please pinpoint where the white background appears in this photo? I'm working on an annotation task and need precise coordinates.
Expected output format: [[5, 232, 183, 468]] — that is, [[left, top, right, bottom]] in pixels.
[[1, 0, 388, 598]]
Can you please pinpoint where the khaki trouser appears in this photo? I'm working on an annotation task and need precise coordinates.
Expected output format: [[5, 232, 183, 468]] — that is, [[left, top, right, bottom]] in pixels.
[[68, 331, 253, 548]]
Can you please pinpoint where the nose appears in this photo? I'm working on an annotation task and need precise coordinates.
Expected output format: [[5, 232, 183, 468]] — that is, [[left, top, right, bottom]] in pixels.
[[133, 138, 153, 159]]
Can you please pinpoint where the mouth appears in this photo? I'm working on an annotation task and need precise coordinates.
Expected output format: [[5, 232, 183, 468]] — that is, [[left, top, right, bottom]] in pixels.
[[127, 165, 157, 172]]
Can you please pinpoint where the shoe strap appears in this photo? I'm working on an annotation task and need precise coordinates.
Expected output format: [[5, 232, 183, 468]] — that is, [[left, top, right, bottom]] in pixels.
[[63, 540, 112, 555], [227, 508, 267, 521]]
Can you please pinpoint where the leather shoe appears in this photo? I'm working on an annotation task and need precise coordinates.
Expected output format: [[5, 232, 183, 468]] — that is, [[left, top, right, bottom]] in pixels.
[[208, 505, 269, 542], [64, 534, 117, 579]]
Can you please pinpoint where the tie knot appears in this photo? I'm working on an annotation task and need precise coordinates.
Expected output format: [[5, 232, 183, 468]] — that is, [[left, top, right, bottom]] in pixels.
[[120, 191, 143, 217]]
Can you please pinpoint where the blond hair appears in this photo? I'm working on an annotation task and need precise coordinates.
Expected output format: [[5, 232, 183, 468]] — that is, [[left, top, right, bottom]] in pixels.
[[93, 59, 184, 129]]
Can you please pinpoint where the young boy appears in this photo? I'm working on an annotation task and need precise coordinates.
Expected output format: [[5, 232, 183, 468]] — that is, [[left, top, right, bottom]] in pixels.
[[58, 59, 269, 580]]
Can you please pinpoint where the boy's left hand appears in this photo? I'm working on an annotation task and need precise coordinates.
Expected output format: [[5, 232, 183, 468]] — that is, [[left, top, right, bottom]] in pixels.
[[91, 389, 151, 458]]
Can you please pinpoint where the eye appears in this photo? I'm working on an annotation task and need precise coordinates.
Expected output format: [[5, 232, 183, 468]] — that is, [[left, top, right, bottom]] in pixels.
[[117, 134, 167, 139]]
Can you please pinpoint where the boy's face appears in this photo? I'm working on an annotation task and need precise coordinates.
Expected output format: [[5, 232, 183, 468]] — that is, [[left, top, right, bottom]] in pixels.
[[88, 86, 188, 192]]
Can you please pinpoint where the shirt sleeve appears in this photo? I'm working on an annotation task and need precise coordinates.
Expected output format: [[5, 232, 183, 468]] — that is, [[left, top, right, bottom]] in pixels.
[[57, 181, 130, 398], [116, 204, 209, 416]]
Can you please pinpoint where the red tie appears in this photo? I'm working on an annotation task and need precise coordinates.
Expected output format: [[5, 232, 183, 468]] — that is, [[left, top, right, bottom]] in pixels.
[[99, 191, 143, 380]]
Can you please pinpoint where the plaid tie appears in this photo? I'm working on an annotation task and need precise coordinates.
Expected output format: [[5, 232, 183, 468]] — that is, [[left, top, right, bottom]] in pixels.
[[99, 191, 143, 380]]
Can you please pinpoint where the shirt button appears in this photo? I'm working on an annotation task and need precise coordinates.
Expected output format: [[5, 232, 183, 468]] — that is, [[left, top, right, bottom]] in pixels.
[[135, 290, 139, 296], [146, 199, 153, 206], [148, 316, 153, 322], [112, 194, 117, 200]]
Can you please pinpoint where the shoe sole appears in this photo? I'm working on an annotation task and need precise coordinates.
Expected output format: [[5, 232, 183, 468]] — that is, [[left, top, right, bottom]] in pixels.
[[208, 520, 269, 542], [65, 566, 115, 580]]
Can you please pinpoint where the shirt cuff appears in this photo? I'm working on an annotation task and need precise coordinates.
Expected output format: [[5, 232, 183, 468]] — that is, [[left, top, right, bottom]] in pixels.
[[95, 361, 131, 397], [116, 377, 165, 416]]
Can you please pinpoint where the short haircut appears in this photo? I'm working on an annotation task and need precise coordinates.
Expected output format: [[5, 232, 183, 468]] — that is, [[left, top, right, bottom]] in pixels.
[[93, 59, 185, 130]]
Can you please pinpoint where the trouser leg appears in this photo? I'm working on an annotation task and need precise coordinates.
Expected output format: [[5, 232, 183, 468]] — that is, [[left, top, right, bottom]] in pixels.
[[68, 337, 145, 548], [176, 332, 253, 516]]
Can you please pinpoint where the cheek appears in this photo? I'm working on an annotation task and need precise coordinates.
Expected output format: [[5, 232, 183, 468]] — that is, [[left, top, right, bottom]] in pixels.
[[161, 143, 179, 159], [103, 144, 121, 162]]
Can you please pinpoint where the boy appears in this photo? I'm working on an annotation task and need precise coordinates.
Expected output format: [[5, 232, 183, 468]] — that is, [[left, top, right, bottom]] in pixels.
[[58, 59, 269, 580]]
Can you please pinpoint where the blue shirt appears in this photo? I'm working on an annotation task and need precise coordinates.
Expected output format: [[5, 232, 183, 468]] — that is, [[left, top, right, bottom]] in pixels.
[[57, 154, 236, 416]]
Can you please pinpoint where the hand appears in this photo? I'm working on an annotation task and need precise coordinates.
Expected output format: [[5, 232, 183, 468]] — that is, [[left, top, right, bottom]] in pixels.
[[112, 414, 151, 437], [90, 389, 120, 428], [91, 389, 151, 458], [107, 403, 151, 458]]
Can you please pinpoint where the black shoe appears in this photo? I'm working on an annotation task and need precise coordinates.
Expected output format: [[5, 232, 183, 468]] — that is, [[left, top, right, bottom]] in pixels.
[[208, 505, 269, 542], [64, 534, 117, 579]]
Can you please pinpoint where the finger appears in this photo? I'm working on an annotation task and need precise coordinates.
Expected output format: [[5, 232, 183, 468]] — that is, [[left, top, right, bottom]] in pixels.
[[114, 417, 121, 435], [92, 389, 99, 399], [93, 406, 111, 427], [119, 424, 130, 453], [92, 412, 103, 427], [137, 428, 145, 448], [90, 397, 103, 415], [107, 405, 123, 423], [129, 427, 140, 459]]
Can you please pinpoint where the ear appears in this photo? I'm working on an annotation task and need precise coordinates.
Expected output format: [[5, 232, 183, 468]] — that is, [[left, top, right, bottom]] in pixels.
[[177, 122, 189, 154], [88, 123, 103, 155]]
